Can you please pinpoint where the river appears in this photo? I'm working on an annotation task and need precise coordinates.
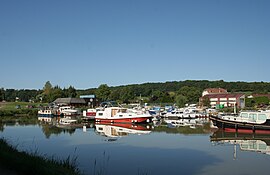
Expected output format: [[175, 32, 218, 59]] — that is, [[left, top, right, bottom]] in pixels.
[[0, 117, 269, 175]]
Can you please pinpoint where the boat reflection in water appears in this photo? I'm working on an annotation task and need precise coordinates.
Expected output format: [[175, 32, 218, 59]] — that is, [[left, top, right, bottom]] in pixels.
[[164, 118, 209, 129], [211, 130, 270, 157], [95, 123, 152, 141]]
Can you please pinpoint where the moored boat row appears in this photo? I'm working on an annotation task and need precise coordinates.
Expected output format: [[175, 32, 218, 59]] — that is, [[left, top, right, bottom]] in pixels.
[[38, 106, 80, 117]]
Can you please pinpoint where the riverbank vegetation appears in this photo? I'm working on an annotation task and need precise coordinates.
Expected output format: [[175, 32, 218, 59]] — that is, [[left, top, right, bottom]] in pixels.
[[0, 138, 81, 175], [0, 102, 46, 117]]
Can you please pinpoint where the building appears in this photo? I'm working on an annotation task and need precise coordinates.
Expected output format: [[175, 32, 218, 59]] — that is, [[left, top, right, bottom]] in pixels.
[[79, 95, 98, 107], [54, 98, 86, 107], [201, 93, 245, 108], [200, 88, 245, 108]]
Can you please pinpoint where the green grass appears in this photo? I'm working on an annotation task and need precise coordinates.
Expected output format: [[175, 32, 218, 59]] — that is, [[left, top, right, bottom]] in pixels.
[[0, 102, 46, 110], [0, 102, 47, 117], [0, 138, 81, 175]]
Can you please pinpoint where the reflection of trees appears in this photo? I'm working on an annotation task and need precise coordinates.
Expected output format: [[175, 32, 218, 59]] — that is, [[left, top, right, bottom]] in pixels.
[[0, 116, 38, 128], [41, 124, 76, 139], [0, 121, 4, 132]]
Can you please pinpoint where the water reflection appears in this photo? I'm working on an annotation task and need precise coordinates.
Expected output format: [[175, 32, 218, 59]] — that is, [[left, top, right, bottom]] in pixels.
[[164, 118, 208, 128], [95, 123, 152, 141], [0, 116, 39, 132], [210, 130, 270, 157], [154, 118, 213, 135]]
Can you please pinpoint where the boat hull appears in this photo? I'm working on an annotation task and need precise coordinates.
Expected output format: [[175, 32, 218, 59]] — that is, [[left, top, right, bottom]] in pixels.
[[95, 117, 151, 124], [38, 114, 54, 117], [210, 115, 270, 134]]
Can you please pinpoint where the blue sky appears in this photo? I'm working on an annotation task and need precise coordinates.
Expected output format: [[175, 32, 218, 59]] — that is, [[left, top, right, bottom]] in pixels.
[[1, 0, 270, 89]]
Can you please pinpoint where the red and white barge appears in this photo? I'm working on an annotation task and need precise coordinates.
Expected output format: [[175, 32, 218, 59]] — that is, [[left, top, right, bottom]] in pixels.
[[95, 106, 152, 124]]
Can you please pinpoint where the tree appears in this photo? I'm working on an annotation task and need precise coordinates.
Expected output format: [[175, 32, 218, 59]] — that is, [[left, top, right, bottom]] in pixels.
[[0, 88, 4, 101], [176, 86, 201, 104], [119, 87, 134, 103], [96, 84, 111, 102], [64, 86, 77, 98], [43, 81, 52, 96], [109, 89, 121, 102], [201, 96, 210, 107], [175, 95, 188, 107]]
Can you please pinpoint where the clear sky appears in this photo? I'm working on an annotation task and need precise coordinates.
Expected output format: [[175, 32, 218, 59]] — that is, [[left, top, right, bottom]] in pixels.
[[1, 0, 270, 90]]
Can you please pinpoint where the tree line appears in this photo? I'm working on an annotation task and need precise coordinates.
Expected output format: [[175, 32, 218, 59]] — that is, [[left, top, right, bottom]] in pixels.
[[1, 80, 270, 107]]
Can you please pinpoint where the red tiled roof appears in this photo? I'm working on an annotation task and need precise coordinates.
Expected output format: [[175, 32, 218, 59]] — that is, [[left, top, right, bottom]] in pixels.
[[204, 93, 245, 98], [203, 88, 228, 94]]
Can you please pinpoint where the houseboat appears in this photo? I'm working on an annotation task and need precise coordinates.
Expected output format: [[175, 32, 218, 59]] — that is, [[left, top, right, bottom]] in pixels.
[[95, 106, 152, 124], [209, 110, 270, 134], [58, 106, 79, 116], [38, 108, 56, 117]]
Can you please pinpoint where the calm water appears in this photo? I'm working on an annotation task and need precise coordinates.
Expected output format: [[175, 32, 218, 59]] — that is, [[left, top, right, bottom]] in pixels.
[[1, 118, 270, 175]]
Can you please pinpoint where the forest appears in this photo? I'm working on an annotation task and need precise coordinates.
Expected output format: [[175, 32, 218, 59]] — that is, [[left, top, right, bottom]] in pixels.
[[1, 80, 270, 107]]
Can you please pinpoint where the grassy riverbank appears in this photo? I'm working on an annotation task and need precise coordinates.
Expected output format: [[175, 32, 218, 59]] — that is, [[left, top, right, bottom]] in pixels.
[[0, 138, 81, 175], [0, 102, 46, 117]]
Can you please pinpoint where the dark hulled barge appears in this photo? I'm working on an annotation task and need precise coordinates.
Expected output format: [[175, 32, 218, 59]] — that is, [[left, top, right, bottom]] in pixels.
[[209, 111, 270, 134]]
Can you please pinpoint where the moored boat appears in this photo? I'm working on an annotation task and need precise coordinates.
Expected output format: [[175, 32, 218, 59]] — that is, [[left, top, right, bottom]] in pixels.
[[58, 106, 79, 116], [95, 106, 152, 124], [82, 108, 96, 119], [164, 106, 207, 119], [210, 110, 270, 134], [38, 108, 56, 117]]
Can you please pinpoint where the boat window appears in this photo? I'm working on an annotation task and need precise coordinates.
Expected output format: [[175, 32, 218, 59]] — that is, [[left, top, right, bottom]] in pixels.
[[249, 142, 257, 150], [258, 114, 267, 121], [120, 109, 127, 113], [249, 113, 257, 121], [259, 144, 267, 150], [98, 113, 103, 116], [240, 113, 248, 118], [119, 115, 123, 117], [241, 143, 249, 149]]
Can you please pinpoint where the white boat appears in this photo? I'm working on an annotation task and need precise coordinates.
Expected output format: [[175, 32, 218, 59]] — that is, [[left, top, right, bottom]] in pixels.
[[82, 108, 96, 119], [38, 108, 56, 117], [95, 106, 152, 123], [164, 106, 206, 119], [58, 106, 79, 116]]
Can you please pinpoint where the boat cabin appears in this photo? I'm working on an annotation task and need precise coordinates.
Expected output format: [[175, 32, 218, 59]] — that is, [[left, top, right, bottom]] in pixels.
[[221, 111, 270, 124]]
